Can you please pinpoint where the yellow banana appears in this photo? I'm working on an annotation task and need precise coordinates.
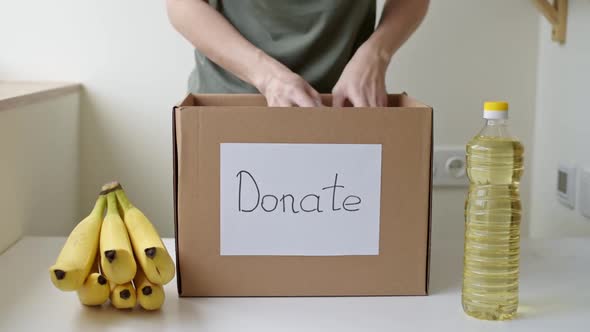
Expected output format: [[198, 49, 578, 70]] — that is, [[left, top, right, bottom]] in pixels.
[[100, 192, 136, 284], [134, 263, 165, 310], [110, 282, 137, 309], [116, 187, 175, 285], [49, 195, 106, 291], [76, 260, 110, 306]]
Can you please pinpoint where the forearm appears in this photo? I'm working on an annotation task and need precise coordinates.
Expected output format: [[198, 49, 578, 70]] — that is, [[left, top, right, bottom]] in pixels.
[[165, 0, 283, 89], [364, 0, 430, 65]]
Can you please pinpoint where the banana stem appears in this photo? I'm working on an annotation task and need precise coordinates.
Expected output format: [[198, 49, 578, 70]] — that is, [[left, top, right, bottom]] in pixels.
[[115, 189, 133, 211], [91, 195, 107, 216], [99, 182, 121, 195], [106, 192, 119, 215]]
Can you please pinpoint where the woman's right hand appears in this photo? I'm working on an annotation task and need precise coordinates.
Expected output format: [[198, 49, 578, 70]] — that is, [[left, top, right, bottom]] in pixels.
[[254, 63, 322, 107], [167, 0, 322, 107]]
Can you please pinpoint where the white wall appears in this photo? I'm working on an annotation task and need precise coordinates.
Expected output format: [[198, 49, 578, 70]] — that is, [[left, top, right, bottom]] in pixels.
[[1, 0, 539, 243], [382, 0, 539, 262], [0, 0, 193, 237], [0, 94, 80, 253], [529, 0, 590, 237]]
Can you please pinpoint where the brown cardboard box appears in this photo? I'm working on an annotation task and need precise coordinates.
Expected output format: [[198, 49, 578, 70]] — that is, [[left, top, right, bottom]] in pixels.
[[172, 94, 433, 297]]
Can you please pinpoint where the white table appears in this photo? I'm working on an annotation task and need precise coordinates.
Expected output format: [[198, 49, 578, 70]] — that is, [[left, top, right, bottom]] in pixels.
[[1, 237, 588, 331]]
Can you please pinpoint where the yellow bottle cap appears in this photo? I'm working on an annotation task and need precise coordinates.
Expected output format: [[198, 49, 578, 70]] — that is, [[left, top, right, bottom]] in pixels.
[[483, 101, 509, 119], [484, 101, 509, 111]]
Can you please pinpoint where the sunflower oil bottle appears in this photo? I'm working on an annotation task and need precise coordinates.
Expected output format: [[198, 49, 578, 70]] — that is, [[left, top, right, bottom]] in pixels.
[[462, 101, 524, 320]]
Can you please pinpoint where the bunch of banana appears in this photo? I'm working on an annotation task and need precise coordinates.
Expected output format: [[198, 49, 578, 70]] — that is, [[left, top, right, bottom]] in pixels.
[[48, 181, 175, 311]]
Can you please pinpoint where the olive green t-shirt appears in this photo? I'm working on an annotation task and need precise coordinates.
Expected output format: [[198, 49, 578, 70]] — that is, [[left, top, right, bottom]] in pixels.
[[188, 0, 376, 94]]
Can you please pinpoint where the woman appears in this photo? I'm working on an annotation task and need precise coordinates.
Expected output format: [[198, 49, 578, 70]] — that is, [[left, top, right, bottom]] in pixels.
[[167, 0, 429, 107]]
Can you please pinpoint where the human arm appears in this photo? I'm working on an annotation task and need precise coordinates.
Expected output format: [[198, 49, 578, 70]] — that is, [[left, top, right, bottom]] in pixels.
[[332, 0, 430, 107], [166, 0, 322, 106]]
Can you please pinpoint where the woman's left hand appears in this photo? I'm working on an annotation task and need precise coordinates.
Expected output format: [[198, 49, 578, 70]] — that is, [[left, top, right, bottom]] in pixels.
[[332, 44, 389, 107]]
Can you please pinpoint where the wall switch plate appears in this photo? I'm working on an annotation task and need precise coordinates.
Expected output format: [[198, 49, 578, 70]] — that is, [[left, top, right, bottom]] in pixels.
[[433, 146, 468, 187], [580, 169, 590, 219], [557, 164, 576, 209]]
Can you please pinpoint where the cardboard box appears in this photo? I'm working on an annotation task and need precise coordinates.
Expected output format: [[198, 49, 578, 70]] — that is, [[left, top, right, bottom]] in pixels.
[[172, 94, 433, 297]]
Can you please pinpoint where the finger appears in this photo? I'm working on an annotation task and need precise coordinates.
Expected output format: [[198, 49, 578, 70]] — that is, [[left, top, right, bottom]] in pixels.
[[368, 94, 379, 107], [332, 92, 346, 107], [277, 100, 294, 107], [305, 85, 323, 106], [270, 97, 293, 107], [348, 91, 369, 107], [291, 89, 318, 107], [266, 97, 291, 107], [264, 96, 273, 107], [369, 92, 388, 107]]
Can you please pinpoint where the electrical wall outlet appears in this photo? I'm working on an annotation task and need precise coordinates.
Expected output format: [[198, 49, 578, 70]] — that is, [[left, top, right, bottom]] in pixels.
[[557, 164, 576, 209], [433, 146, 468, 187]]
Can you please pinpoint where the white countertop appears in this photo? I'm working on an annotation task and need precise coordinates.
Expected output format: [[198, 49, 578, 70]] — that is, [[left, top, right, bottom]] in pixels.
[[0, 236, 588, 331], [0, 81, 81, 111]]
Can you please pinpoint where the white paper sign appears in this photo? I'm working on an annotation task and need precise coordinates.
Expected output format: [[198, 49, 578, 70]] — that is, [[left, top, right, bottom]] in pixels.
[[220, 143, 382, 256]]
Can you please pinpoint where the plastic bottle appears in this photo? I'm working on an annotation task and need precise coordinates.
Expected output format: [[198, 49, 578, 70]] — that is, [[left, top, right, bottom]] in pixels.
[[462, 101, 524, 320]]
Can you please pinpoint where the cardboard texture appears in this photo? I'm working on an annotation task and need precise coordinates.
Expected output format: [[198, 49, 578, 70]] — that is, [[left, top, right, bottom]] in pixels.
[[172, 94, 433, 297]]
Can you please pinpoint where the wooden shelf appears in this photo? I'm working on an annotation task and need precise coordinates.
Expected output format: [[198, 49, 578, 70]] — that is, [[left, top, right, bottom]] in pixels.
[[533, 0, 568, 44]]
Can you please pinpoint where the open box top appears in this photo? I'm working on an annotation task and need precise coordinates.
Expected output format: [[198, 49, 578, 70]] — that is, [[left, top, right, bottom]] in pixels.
[[176, 93, 430, 108]]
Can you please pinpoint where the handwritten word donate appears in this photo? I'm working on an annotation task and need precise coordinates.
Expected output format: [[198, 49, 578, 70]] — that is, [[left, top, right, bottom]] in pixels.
[[236, 171, 362, 214]]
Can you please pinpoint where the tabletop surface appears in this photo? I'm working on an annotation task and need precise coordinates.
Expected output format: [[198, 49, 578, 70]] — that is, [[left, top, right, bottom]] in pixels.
[[0, 236, 588, 332]]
